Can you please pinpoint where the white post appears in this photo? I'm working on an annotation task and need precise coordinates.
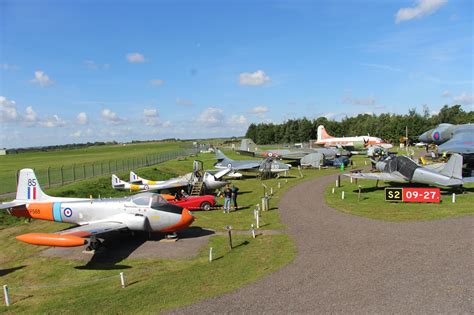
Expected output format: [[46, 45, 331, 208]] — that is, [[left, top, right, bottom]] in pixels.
[[341, 191, 345, 200], [332, 187, 335, 194], [335, 179, 339, 187], [251, 224, 256, 238], [209, 247, 213, 262], [256, 211, 260, 228], [350, 177, 353, 183], [270, 187, 273, 196], [285, 179, 288, 183], [3, 285, 10, 307], [452, 193, 456, 203], [278, 182, 281, 189], [364, 161, 367, 165], [120, 272, 125, 288], [318, 165, 321, 170]]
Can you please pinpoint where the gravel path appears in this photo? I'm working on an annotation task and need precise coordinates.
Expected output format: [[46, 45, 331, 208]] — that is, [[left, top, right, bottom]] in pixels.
[[171, 174, 473, 314]]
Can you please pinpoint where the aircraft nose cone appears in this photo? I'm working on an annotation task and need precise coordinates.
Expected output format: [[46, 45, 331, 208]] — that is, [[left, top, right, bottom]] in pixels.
[[182, 208, 195, 227], [419, 130, 432, 142]]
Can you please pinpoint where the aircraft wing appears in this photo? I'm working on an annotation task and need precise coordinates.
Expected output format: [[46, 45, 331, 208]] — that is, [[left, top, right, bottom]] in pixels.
[[58, 221, 128, 237], [231, 162, 260, 171], [345, 172, 407, 182]]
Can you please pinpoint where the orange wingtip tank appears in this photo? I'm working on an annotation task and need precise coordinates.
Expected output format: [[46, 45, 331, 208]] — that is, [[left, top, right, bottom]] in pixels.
[[16, 233, 87, 247]]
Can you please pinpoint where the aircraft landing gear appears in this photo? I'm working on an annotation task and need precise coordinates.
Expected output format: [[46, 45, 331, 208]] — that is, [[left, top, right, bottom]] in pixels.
[[86, 237, 103, 251], [165, 232, 178, 240]]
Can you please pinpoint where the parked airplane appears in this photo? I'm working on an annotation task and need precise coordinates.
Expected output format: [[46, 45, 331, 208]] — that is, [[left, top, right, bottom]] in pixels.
[[418, 123, 474, 156], [0, 169, 194, 249], [113, 165, 231, 193], [238, 138, 350, 160], [214, 149, 291, 174], [315, 125, 392, 152], [345, 154, 473, 187]]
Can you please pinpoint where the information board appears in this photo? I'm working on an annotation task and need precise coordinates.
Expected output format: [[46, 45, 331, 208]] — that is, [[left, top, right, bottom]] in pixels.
[[385, 187, 440, 203]]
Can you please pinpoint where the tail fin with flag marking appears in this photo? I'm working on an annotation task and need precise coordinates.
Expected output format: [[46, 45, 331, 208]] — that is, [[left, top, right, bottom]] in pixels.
[[129, 171, 143, 183], [16, 169, 50, 201]]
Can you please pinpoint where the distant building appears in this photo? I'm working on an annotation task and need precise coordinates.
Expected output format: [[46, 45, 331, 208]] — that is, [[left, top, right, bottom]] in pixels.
[[0, 149, 6, 155]]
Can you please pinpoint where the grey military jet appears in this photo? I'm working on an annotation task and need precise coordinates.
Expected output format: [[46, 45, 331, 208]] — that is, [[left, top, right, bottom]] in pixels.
[[419, 123, 474, 155], [346, 154, 473, 187], [214, 149, 291, 174], [238, 138, 350, 167]]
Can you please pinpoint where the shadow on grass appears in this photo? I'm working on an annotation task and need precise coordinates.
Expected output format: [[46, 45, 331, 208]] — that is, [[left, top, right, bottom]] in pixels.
[[0, 265, 26, 276], [232, 240, 249, 249]]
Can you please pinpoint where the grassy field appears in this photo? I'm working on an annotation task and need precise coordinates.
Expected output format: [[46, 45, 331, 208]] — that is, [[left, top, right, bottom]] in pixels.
[[0, 141, 187, 194], [325, 177, 474, 222], [0, 149, 347, 313]]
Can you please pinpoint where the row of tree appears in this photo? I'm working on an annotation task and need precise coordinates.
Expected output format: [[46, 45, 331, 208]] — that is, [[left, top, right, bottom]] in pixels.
[[245, 105, 474, 145]]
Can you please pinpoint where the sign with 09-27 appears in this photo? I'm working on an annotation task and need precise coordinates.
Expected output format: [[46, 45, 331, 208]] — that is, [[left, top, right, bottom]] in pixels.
[[385, 187, 440, 203]]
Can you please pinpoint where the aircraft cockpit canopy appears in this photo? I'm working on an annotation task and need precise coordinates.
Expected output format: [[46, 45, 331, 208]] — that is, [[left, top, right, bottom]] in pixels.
[[131, 192, 167, 207]]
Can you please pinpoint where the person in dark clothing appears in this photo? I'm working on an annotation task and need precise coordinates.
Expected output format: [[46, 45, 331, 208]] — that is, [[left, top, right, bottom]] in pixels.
[[231, 185, 239, 210], [223, 184, 232, 213]]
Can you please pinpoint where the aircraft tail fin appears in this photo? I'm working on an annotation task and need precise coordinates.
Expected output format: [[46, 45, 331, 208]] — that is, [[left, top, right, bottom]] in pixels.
[[130, 171, 142, 183], [215, 149, 232, 163], [240, 139, 257, 152], [317, 125, 333, 142], [16, 169, 50, 201], [440, 154, 463, 179], [112, 174, 127, 188]]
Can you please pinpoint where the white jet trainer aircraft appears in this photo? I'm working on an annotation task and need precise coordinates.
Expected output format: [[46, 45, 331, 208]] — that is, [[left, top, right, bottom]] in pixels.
[[0, 169, 195, 250]]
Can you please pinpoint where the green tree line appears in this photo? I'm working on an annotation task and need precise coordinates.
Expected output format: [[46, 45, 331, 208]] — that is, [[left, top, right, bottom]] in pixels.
[[245, 105, 474, 145]]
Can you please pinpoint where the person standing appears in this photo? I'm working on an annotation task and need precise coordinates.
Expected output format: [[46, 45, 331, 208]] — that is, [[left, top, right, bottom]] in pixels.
[[223, 184, 232, 213], [231, 184, 239, 210]]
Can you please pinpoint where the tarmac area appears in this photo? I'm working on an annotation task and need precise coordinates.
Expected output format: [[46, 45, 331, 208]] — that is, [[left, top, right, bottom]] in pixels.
[[41, 227, 215, 263], [170, 174, 473, 314]]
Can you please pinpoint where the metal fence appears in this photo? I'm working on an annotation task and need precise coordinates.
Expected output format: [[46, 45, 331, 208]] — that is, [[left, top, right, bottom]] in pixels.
[[4, 148, 197, 195]]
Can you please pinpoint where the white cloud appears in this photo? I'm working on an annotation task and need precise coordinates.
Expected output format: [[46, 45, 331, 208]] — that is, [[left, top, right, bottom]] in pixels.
[[453, 92, 474, 105], [442, 90, 451, 97], [142, 108, 162, 126], [150, 79, 164, 86], [70, 128, 93, 138], [239, 70, 271, 86], [126, 52, 146, 63], [0, 96, 19, 122], [0, 64, 19, 71], [76, 112, 89, 125], [341, 92, 376, 106], [196, 107, 224, 126], [101, 108, 125, 124], [176, 98, 193, 106], [30, 70, 53, 86], [228, 114, 248, 125], [250, 106, 269, 114], [24, 106, 37, 125], [38, 115, 66, 128], [395, 0, 448, 23], [84, 60, 110, 70]]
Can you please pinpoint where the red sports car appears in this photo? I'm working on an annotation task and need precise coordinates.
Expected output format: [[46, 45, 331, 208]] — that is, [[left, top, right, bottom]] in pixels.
[[166, 195, 217, 211]]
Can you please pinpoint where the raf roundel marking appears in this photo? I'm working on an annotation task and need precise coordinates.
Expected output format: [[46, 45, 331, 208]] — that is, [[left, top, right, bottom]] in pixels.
[[144, 184, 149, 190], [64, 208, 73, 217], [433, 131, 440, 141]]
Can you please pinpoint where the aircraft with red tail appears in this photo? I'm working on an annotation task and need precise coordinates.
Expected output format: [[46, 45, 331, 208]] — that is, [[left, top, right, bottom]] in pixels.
[[315, 125, 392, 152], [0, 169, 194, 250]]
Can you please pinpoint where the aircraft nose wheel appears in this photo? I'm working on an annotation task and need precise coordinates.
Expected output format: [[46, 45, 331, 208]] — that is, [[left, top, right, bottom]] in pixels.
[[165, 232, 178, 239]]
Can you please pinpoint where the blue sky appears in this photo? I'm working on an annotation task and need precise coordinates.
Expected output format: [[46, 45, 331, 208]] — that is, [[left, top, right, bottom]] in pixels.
[[1, 0, 472, 148]]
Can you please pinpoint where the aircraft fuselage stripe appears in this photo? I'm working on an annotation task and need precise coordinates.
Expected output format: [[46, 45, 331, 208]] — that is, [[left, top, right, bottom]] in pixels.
[[53, 202, 62, 222]]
